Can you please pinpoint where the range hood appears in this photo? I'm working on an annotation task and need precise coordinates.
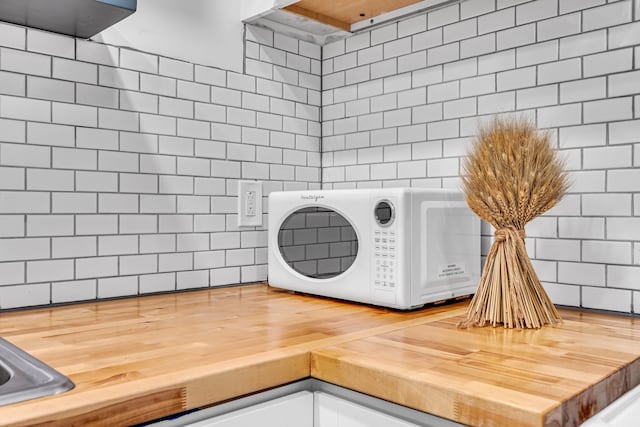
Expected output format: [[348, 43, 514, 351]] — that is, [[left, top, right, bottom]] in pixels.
[[0, 0, 137, 39]]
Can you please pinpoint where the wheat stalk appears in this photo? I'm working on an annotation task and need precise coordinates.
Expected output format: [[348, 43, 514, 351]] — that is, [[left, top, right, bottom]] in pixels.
[[458, 116, 569, 329]]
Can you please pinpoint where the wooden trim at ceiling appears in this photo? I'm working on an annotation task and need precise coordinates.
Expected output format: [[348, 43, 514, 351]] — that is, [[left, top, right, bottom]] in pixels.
[[283, 4, 352, 32]]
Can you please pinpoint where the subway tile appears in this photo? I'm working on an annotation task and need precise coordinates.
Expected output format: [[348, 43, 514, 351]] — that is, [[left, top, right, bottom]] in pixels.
[[120, 90, 157, 113], [583, 287, 631, 312], [559, 0, 604, 14], [583, 145, 632, 170], [75, 171, 117, 192], [538, 58, 581, 84], [460, 33, 496, 58], [98, 150, 139, 173], [77, 40, 119, 66], [607, 169, 640, 192], [537, 13, 580, 42], [0, 166, 24, 190], [120, 254, 158, 275], [460, 74, 495, 97], [0, 22, 25, 50], [497, 67, 536, 91], [497, 23, 536, 50], [479, 8, 515, 34], [427, 42, 460, 66], [1, 48, 50, 77], [77, 83, 119, 109], [558, 262, 604, 286], [52, 280, 96, 303], [27, 168, 73, 191], [27, 122, 74, 147], [609, 70, 640, 97], [582, 194, 631, 216], [517, 85, 557, 109], [536, 238, 580, 261], [1, 95, 50, 122], [99, 108, 139, 132], [1, 144, 49, 168], [159, 57, 193, 80], [583, 240, 631, 264], [516, 0, 557, 25], [537, 103, 581, 128], [584, 98, 633, 124], [584, 49, 633, 78], [53, 58, 97, 84], [52, 192, 96, 213], [0, 215, 23, 237], [478, 91, 515, 114], [0, 119, 26, 144], [194, 65, 225, 87], [559, 30, 607, 60], [98, 276, 137, 298], [559, 124, 606, 148], [478, 49, 515, 74], [568, 170, 605, 192], [0, 284, 50, 309], [138, 234, 173, 255], [583, 1, 632, 31], [0, 71, 25, 97], [53, 102, 97, 127], [443, 19, 477, 43], [27, 76, 74, 103], [559, 77, 605, 103], [140, 73, 176, 97], [98, 193, 138, 213], [516, 40, 557, 67], [608, 218, 640, 241], [0, 237, 49, 261], [428, 4, 460, 29], [99, 65, 139, 91], [610, 21, 640, 49]]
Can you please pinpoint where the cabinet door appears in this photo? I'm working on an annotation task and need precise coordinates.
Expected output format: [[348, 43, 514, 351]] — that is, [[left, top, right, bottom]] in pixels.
[[185, 391, 313, 427], [315, 392, 420, 427]]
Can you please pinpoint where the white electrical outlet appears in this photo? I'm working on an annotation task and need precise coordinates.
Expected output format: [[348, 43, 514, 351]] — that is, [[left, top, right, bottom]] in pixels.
[[238, 181, 262, 227]]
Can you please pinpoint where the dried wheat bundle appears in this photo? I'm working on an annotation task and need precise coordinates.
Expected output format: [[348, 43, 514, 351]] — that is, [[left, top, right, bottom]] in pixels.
[[458, 116, 569, 329]]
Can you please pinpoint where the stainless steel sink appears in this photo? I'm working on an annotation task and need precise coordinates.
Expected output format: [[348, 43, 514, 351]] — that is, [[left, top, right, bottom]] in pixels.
[[0, 337, 74, 406]]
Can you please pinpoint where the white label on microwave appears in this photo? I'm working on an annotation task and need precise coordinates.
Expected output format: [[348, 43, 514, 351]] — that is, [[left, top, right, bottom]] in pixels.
[[438, 262, 466, 278]]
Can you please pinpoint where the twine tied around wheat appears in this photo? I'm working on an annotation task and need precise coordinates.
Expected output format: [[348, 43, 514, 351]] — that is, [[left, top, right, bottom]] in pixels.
[[458, 116, 569, 329]]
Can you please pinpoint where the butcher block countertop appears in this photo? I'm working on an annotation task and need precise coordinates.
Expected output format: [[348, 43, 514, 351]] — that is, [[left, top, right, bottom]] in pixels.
[[2, 284, 640, 427]]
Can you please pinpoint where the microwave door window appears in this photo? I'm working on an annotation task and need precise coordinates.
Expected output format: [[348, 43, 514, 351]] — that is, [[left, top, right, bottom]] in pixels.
[[278, 207, 358, 279]]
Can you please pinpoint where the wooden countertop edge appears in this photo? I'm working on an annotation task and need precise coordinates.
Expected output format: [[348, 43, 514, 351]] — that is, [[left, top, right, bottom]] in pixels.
[[0, 304, 468, 427]]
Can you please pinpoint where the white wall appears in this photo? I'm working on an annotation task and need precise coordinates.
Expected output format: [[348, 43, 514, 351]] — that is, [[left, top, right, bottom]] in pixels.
[[96, 0, 279, 73], [321, 0, 640, 314]]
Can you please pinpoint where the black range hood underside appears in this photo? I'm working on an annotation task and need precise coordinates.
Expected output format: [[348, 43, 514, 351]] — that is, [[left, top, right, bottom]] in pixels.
[[0, 0, 137, 39]]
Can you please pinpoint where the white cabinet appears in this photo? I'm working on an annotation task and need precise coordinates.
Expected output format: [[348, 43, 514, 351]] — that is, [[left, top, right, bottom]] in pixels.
[[153, 391, 313, 427], [315, 391, 420, 427], [145, 380, 462, 427]]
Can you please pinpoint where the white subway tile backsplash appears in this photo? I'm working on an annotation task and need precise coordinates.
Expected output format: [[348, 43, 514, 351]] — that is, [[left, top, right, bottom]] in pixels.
[[98, 276, 137, 298], [53, 58, 97, 84], [558, 262, 604, 286], [537, 13, 580, 42], [517, 85, 557, 109], [53, 102, 97, 127], [427, 42, 460, 66], [516, 0, 557, 25], [559, 0, 604, 14], [584, 49, 633, 78], [478, 49, 516, 74], [583, 240, 631, 264], [536, 238, 580, 261], [583, 146, 632, 170], [52, 280, 96, 303], [583, 194, 631, 216], [609, 70, 640, 97], [0, 215, 23, 237]]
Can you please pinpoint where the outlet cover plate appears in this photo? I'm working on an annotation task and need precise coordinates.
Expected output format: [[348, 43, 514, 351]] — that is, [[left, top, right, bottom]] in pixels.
[[237, 180, 263, 227]]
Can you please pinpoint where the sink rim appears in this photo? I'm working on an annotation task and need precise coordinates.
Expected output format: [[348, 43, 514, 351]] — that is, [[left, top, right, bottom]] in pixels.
[[0, 337, 74, 406]]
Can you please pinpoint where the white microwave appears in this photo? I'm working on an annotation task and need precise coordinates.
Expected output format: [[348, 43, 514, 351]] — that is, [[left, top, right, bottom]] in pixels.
[[267, 188, 480, 310]]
